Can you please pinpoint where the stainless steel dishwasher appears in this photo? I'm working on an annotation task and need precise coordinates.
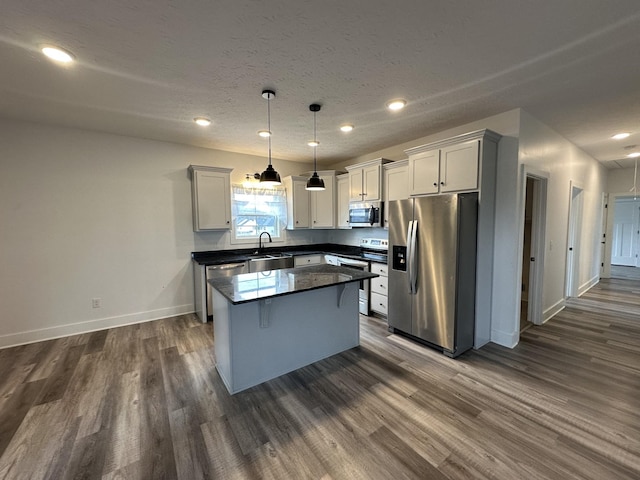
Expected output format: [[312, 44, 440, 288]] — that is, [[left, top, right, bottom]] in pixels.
[[206, 262, 248, 317]]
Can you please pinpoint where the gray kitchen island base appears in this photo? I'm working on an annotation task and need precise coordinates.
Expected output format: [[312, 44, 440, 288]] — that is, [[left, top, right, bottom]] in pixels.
[[213, 282, 360, 394]]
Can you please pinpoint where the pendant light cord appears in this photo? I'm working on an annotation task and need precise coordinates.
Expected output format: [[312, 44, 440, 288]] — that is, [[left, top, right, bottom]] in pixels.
[[267, 94, 272, 167], [313, 109, 317, 171]]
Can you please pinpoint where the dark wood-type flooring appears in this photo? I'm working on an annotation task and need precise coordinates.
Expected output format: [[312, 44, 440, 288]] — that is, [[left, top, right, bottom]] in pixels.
[[1, 277, 639, 479]]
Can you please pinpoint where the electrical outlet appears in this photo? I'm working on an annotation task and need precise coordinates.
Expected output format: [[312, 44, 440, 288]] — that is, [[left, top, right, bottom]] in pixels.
[[92, 297, 101, 308]]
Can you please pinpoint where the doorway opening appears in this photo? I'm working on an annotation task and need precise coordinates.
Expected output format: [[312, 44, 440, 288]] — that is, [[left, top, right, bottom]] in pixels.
[[520, 173, 547, 331], [565, 183, 584, 298], [610, 196, 640, 279]]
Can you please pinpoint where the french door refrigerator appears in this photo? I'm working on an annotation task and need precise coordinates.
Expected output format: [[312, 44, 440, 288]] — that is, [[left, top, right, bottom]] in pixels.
[[387, 193, 478, 357]]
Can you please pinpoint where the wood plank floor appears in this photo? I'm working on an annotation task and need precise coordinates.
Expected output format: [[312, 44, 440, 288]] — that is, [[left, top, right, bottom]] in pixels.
[[1, 279, 639, 479], [611, 265, 640, 280]]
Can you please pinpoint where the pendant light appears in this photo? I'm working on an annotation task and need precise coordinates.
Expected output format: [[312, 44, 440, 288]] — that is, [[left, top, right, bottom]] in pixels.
[[306, 103, 326, 191], [259, 89, 281, 186]]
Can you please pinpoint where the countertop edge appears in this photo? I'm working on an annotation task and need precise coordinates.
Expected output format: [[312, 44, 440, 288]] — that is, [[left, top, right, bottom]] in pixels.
[[209, 265, 378, 305], [192, 243, 366, 266]]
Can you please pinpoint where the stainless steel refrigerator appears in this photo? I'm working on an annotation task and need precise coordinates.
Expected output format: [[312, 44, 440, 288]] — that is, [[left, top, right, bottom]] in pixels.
[[387, 193, 478, 357]]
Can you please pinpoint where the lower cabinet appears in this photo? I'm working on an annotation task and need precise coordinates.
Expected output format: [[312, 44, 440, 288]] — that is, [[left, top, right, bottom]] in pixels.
[[294, 254, 323, 267], [370, 263, 388, 316]]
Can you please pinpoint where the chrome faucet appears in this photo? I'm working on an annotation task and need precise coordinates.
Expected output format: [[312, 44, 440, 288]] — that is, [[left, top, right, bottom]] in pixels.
[[258, 231, 272, 252]]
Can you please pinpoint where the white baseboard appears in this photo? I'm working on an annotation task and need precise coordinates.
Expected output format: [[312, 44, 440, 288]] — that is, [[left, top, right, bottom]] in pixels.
[[0, 304, 194, 350], [490, 329, 519, 348], [578, 275, 599, 297], [473, 335, 491, 349], [543, 298, 565, 323]]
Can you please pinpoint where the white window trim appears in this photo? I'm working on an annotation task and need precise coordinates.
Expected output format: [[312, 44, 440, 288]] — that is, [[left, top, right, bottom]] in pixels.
[[229, 184, 288, 246]]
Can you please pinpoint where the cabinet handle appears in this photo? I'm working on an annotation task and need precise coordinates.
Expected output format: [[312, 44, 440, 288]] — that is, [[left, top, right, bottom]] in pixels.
[[440, 181, 444, 185], [226, 220, 230, 224]]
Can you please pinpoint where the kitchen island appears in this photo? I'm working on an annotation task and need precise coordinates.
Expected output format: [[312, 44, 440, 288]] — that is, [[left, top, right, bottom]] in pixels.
[[209, 264, 377, 394]]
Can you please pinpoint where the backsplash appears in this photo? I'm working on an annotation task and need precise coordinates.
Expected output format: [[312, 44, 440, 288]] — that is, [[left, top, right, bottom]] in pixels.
[[327, 227, 388, 247]]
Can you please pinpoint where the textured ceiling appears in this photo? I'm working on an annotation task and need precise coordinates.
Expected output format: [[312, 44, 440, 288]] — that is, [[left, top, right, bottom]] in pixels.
[[1, 1, 639, 169]]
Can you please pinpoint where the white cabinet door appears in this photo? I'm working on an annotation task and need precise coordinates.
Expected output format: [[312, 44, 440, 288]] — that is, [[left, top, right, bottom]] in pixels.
[[337, 174, 351, 228], [285, 178, 310, 229], [383, 162, 409, 229], [370, 292, 388, 316], [408, 142, 478, 195], [294, 254, 323, 267], [310, 173, 335, 228], [349, 168, 364, 202], [408, 149, 440, 196], [370, 262, 388, 316], [190, 166, 232, 231], [362, 164, 381, 201], [440, 141, 479, 192]]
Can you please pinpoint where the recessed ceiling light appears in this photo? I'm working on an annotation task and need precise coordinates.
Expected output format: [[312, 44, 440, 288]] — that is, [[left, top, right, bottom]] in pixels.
[[612, 132, 630, 140], [40, 45, 75, 64], [627, 152, 640, 158], [340, 124, 354, 132], [257, 130, 271, 138], [193, 117, 211, 126], [386, 99, 407, 111], [308, 140, 320, 147]]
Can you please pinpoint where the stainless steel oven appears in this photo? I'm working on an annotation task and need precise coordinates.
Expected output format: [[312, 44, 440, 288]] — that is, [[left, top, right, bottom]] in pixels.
[[335, 257, 370, 315]]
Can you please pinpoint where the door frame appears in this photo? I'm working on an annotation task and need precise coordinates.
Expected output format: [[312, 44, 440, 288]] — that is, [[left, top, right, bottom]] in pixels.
[[565, 181, 584, 298], [604, 194, 640, 276], [600, 193, 609, 278], [520, 166, 549, 326]]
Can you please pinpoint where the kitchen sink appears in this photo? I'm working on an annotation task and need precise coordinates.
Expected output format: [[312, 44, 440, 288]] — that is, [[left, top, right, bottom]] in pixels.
[[248, 252, 292, 260], [248, 253, 293, 273]]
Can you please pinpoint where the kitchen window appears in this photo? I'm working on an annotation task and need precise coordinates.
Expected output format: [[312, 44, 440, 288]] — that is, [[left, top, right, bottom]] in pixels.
[[231, 184, 287, 243]]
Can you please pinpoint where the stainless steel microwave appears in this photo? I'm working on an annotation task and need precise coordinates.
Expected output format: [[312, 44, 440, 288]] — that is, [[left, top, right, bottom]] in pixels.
[[348, 201, 382, 227]]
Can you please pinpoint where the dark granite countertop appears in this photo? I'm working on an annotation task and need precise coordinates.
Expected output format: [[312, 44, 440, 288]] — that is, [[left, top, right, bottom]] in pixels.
[[192, 243, 365, 266], [208, 264, 378, 305]]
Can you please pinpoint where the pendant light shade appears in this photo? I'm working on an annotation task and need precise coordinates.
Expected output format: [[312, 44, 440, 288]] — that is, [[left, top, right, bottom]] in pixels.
[[259, 164, 281, 184], [259, 89, 281, 186], [306, 172, 325, 190], [306, 103, 325, 191]]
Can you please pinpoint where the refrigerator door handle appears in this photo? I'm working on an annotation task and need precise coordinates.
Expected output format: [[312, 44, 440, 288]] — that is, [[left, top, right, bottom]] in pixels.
[[409, 220, 418, 293], [406, 220, 415, 294]]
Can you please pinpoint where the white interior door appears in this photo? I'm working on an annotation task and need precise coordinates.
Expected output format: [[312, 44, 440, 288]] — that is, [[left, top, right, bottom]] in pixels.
[[565, 184, 584, 298], [527, 175, 547, 325], [611, 198, 640, 266]]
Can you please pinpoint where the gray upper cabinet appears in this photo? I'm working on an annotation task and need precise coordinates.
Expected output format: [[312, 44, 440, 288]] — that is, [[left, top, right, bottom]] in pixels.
[[189, 165, 233, 231]]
